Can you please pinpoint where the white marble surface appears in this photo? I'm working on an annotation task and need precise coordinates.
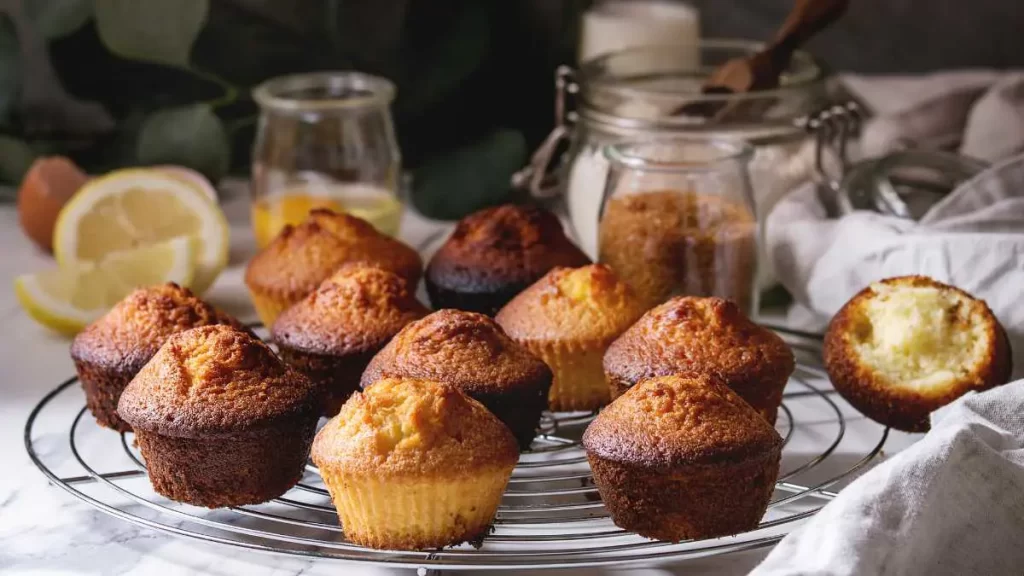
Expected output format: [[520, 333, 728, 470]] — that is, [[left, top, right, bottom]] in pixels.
[[0, 187, 916, 575]]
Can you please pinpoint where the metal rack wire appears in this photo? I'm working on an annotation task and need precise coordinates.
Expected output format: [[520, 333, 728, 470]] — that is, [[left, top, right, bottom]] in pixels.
[[25, 329, 889, 571]]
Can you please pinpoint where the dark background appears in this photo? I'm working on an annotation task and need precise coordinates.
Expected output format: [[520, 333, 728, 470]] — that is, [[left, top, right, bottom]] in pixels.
[[7, 0, 1024, 216]]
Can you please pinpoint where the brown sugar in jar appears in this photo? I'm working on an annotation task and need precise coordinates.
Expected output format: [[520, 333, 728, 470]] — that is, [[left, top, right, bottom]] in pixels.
[[598, 190, 757, 312]]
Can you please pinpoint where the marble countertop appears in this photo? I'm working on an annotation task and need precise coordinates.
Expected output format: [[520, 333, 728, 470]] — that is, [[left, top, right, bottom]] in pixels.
[[0, 188, 915, 576]]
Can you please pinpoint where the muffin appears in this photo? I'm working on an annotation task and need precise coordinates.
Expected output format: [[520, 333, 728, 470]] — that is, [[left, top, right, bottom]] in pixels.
[[245, 208, 422, 327], [118, 325, 321, 507], [272, 262, 429, 415], [496, 264, 647, 412], [604, 296, 794, 424], [583, 374, 782, 542], [361, 309, 552, 449], [312, 377, 519, 550], [426, 203, 590, 315], [824, 275, 1012, 433], [70, 283, 249, 432]]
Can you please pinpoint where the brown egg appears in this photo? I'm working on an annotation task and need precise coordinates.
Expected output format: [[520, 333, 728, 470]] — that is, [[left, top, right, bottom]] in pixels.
[[17, 156, 89, 253]]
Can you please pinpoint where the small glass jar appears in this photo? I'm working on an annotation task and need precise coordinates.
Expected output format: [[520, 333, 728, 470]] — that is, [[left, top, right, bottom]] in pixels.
[[598, 137, 759, 313], [251, 71, 402, 248]]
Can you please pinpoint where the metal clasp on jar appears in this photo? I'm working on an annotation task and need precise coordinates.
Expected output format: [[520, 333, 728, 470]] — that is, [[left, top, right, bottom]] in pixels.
[[511, 66, 578, 199]]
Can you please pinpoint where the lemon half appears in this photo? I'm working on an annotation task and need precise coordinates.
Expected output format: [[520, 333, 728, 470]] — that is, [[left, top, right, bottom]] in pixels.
[[53, 168, 229, 294], [16, 236, 196, 335]]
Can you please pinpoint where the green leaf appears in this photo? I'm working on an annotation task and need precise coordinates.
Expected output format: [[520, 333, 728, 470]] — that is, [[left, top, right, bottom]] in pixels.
[[412, 128, 527, 220], [94, 0, 209, 66], [0, 136, 38, 185], [25, 0, 93, 39], [0, 13, 20, 120], [136, 104, 229, 181], [396, 2, 492, 116]]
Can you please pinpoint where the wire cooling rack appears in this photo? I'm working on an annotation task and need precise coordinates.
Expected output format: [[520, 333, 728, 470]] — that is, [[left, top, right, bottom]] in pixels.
[[25, 328, 889, 571]]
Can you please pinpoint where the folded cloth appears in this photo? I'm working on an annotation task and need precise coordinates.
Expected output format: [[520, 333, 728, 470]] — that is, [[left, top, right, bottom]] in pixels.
[[844, 70, 1024, 161], [750, 380, 1024, 576], [766, 152, 1024, 378]]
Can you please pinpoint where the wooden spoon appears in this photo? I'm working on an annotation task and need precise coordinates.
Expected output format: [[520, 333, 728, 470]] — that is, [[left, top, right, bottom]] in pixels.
[[676, 0, 849, 119]]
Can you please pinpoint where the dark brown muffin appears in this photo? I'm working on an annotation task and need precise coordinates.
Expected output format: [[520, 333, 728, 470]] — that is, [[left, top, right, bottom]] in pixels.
[[824, 275, 1012, 433], [245, 208, 422, 327], [272, 262, 429, 416], [425, 203, 590, 315], [361, 309, 551, 449], [118, 325, 321, 508], [604, 296, 794, 424], [70, 283, 249, 432], [583, 374, 782, 542]]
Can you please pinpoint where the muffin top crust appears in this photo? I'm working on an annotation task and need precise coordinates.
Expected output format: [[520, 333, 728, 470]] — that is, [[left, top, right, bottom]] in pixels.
[[271, 262, 428, 356], [118, 325, 319, 437], [582, 373, 781, 468], [70, 282, 248, 374], [360, 309, 551, 395], [245, 208, 422, 298], [604, 296, 794, 390], [311, 378, 519, 478], [495, 264, 648, 344], [426, 204, 589, 293]]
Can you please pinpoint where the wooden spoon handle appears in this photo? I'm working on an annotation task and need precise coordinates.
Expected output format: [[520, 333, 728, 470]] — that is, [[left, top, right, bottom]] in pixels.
[[771, 0, 850, 56]]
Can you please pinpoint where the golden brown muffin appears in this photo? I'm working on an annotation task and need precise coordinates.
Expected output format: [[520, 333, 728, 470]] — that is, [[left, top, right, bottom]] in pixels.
[[118, 325, 320, 508], [604, 296, 794, 424], [496, 264, 647, 412], [824, 275, 1012, 433], [245, 208, 422, 327], [583, 374, 782, 542], [70, 283, 249, 432], [272, 262, 428, 416], [361, 309, 552, 449], [312, 377, 518, 550], [426, 203, 590, 315]]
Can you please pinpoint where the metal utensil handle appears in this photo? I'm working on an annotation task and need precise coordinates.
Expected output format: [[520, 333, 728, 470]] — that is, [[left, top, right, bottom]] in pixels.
[[511, 66, 578, 199]]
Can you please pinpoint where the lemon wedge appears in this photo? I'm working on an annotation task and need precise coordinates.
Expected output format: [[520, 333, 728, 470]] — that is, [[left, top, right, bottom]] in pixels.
[[15, 236, 196, 335], [53, 168, 229, 294]]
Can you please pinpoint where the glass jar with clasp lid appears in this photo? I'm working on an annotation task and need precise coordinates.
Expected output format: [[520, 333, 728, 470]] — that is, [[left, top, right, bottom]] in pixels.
[[251, 72, 402, 248], [517, 41, 829, 285]]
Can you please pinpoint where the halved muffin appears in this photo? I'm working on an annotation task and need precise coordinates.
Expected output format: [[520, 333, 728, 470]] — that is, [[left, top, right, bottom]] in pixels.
[[824, 275, 1012, 432], [312, 378, 519, 550], [272, 262, 428, 415], [71, 283, 249, 432], [496, 264, 647, 412], [426, 203, 590, 315], [245, 209, 422, 327], [604, 296, 794, 424], [361, 309, 552, 449], [583, 374, 782, 542], [118, 325, 321, 507]]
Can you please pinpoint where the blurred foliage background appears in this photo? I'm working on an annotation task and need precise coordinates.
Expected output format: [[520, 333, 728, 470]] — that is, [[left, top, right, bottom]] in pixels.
[[0, 0, 587, 218]]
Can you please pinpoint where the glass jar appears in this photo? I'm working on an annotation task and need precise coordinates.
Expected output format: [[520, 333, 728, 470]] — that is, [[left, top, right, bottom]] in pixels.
[[598, 138, 758, 313], [524, 42, 827, 280], [251, 71, 402, 248]]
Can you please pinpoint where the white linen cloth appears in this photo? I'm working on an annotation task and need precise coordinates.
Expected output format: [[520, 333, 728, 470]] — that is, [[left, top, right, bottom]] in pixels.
[[751, 380, 1024, 576], [758, 72, 1024, 575], [767, 72, 1024, 378]]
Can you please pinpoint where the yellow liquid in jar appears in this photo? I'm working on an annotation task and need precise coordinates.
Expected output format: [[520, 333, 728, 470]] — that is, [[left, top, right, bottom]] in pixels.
[[251, 184, 403, 248]]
